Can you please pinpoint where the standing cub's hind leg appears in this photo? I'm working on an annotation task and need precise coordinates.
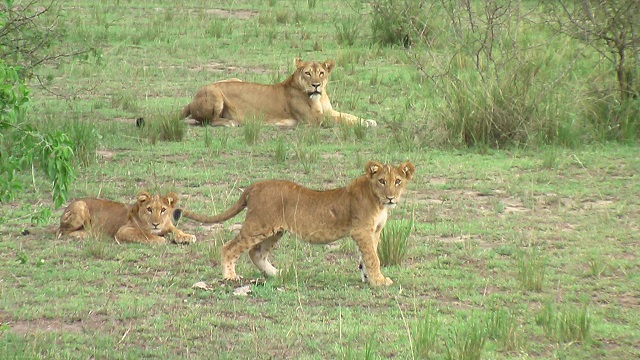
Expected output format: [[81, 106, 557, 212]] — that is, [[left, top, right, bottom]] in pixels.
[[57, 201, 91, 239], [221, 230, 270, 281], [248, 232, 283, 277]]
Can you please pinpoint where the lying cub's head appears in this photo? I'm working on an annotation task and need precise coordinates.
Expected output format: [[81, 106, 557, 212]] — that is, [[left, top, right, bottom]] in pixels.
[[132, 191, 178, 235], [294, 58, 335, 99], [366, 160, 415, 208]]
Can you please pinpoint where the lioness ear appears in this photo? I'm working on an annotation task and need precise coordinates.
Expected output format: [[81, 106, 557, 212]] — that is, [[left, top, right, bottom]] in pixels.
[[164, 192, 179, 207], [136, 191, 151, 203], [323, 59, 335, 73], [365, 160, 383, 177], [398, 161, 415, 180], [294, 58, 306, 68]]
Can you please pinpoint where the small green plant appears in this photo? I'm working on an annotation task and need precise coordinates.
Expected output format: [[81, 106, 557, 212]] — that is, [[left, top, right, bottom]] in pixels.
[[445, 314, 487, 360], [352, 121, 367, 141], [411, 305, 441, 359], [293, 143, 318, 173], [379, 218, 413, 266], [205, 18, 230, 38], [275, 10, 289, 24], [307, 0, 318, 9], [587, 255, 610, 278], [243, 117, 262, 145], [274, 136, 287, 163], [542, 147, 559, 170], [536, 302, 592, 343], [83, 235, 110, 259], [518, 249, 546, 291]]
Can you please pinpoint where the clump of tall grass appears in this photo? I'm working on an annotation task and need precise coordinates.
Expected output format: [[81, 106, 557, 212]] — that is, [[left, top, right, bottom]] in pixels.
[[335, 17, 359, 46], [379, 218, 413, 266], [63, 118, 100, 167], [536, 302, 592, 343], [411, 305, 441, 359], [243, 117, 262, 145], [369, 0, 436, 46], [445, 314, 487, 360], [485, 308, 524, 352], [517, 249, 546, 292], [144, 111, 186, 143]]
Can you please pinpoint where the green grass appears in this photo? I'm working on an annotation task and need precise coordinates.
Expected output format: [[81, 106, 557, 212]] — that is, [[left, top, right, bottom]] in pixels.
[[1, 1, 639, 359]]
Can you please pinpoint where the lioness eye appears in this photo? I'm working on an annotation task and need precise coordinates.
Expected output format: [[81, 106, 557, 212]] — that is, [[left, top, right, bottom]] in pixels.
[[379, 179, 386, 185], [395, 179, 402, 185], [319, 72, 324, 77], [304, 71, 311, 76], [161, 207, 166, 214], [146, 207, 152, 213]]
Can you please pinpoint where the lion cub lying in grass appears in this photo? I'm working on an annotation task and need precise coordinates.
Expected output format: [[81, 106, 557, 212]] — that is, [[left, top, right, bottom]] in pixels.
[[181, 58, 376, 128], [57, 191, 196, 245], [175, 160, 415, 286]]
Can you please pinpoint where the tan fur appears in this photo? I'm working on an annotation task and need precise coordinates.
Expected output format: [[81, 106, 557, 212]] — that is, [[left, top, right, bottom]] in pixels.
[[178, 160, 415, 286], [181, 58, 376, 127], [57, 191, 196, 245]]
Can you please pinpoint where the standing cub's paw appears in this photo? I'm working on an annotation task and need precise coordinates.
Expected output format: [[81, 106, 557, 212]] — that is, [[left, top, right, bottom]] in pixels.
[[369, 276, 394, 286]]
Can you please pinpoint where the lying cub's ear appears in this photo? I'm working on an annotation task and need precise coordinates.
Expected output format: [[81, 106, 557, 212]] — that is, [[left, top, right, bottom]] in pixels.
[[136, 191, 151, 203], [365, 160, 383, 177], [323, 59, 335, 73], [164, 192, 179, 207], [173, 208, 183, 222], [398, 161, 415, 180]]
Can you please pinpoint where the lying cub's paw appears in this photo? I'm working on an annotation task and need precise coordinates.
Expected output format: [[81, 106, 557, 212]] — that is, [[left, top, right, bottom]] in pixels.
[[364, 119, 377, 127]]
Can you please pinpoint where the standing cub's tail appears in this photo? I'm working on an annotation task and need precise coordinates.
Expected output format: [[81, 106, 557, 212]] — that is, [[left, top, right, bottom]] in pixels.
[[173, 186, 251, 224]]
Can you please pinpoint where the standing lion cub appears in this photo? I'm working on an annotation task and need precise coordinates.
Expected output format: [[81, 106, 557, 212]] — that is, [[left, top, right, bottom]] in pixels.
[[57, 191, 196, 245], [175, 160, 415, 286], [181, 58, 376, 127]]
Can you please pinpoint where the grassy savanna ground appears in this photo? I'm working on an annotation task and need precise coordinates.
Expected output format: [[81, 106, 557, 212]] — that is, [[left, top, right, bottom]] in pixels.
[[1, 0, 640, 359]]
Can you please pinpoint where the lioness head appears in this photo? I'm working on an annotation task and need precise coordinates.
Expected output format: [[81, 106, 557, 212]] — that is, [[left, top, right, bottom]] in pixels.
[[133, 191, 178, 235], [294, 58, 335, 100], [366, 161, 415, 208]]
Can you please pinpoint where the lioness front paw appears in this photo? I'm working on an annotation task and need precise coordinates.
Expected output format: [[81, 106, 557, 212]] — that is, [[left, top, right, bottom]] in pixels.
[[370, 276, 393, 286], [364, 119, 377, 127]]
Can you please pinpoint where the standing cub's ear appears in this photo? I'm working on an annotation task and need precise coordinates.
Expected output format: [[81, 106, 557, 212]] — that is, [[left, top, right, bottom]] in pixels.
[[164, 192, 179, 207], [365, 160, 384, 177], [136, 191, 151, 203], [322, 59, 335, 73], [397, 161, 415, 180]]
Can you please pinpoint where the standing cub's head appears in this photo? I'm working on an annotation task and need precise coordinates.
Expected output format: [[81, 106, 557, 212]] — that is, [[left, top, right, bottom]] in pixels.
[[131, 191, 179, 235], [294, 58, 335, 99], [366, 161, 415, 208]]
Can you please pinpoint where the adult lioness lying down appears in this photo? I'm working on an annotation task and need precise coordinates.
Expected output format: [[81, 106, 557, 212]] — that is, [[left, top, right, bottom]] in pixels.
[[57, 191, 196, 245], [181, 58, 376, 127], [175, 160, 415, 286]]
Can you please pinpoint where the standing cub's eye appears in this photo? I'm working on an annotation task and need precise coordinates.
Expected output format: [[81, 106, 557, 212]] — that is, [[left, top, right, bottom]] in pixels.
[[161, 207, 166, 214], [319, 71, 324, 77], [395, 179, 402, 185], [304, 71, 311, 76], [146, 206, 153, 213], [378, 179, 386, 185]]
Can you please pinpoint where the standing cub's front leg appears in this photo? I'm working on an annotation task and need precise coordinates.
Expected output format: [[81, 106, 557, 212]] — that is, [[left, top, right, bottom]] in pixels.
[[351, 230, 393, 286]]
